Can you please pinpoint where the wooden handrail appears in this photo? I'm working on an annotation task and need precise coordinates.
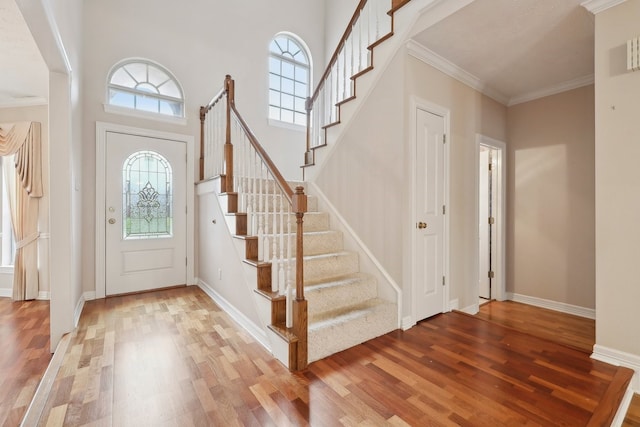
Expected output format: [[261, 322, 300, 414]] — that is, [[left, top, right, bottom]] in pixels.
[[309, 0, 368, 105]]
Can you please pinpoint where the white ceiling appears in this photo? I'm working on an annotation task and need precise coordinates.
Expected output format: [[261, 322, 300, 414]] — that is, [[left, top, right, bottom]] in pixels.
[[0, 0, 48, 108], [0, 0, 595, 109], [411, 0, 595, 105]]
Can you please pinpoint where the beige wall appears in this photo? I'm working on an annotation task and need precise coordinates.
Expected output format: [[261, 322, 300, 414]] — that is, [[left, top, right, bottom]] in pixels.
[[506, 86, 595, 309], [594, 0, 640, 357]]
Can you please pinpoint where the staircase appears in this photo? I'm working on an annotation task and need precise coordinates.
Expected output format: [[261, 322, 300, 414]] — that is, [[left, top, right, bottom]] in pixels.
[[219, 181, 396, 364]]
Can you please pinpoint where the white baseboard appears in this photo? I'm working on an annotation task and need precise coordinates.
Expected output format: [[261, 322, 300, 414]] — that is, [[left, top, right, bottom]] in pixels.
[[74, 294, 86, 328], [0, 288, 10, 298], [459, 303, 479, 315], [37, 291, 50, 300], [506, 292, 595, 319], [401, 316, 414, 330], [83, 291, 96, 301], [197, 279, 270, 351], [448, 298, 459, 311]]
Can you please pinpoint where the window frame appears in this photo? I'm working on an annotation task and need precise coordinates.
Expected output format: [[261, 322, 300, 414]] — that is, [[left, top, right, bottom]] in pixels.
[[268, 33, 312, 129], [104, 59, 187, 125]]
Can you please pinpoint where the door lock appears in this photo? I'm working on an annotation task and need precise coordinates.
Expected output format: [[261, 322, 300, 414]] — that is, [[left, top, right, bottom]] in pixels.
[[108, 218, 116, 224], [417, 222, 427, 229]]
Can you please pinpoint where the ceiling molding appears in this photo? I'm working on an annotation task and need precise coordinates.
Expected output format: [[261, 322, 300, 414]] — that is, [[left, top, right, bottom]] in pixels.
[[507, 74, 595, 106], [0, 96, 48, 109], [406, 39, 509, 105], [581, 0, 627, 14]]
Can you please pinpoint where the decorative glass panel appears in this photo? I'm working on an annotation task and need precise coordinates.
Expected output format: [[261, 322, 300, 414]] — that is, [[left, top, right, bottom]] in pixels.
[[122, 151, 172, 239]]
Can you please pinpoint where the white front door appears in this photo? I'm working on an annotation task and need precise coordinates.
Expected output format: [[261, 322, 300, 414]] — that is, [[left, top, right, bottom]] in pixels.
[[415, 109, 446, 321], [105, 131, 187, 296]]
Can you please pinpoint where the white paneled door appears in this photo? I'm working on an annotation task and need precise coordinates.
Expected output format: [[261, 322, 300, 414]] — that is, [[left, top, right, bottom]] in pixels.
[[105, 132, 187, 296], [415, 109, 446, 321]]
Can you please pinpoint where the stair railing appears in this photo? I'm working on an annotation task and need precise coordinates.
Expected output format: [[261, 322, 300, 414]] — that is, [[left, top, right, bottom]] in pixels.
[[200, 75, 308, 370], [304, 0, 394, 165]]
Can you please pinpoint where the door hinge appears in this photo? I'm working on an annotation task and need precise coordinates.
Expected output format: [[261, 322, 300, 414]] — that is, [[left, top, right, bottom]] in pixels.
[[488, 217, 495, 225], [442, 205, 446, 215], [443, 134, 446, 144], [488, 163, 493, 171], [186, 257, 188, 266], [442, 276, 445, 286], [488, 271, 495, 279]]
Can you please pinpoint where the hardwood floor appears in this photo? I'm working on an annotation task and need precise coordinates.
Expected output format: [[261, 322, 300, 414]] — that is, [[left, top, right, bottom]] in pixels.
[[476, 300, 595, 353], [0, 298, 51, 427], [33, 287, 633, 426], [624, 394, 640, 426]]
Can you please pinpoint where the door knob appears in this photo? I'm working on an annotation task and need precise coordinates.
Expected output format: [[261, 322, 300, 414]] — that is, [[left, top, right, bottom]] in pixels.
[[417, 222, 427, 229], [108, 218, 116, 224]]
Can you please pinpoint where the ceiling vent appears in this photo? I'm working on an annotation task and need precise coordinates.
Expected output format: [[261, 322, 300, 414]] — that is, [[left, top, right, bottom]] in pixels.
[[628, 37, 640, 71]]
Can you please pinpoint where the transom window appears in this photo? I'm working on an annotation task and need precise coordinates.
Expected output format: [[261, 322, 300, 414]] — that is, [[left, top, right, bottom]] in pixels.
[[268, 34, 311, 126], [108, 60, 184, 118], [122, 151, 173, 239]]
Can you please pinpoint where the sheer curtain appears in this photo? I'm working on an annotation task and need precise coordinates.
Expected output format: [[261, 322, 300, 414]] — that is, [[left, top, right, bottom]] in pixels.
[[0, 122, 43, 301]]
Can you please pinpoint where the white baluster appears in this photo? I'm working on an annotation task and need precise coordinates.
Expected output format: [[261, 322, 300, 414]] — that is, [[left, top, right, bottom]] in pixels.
[[278, 194, 285, 294], [271, 188, 279, 293], [257, 163, 265, 261]]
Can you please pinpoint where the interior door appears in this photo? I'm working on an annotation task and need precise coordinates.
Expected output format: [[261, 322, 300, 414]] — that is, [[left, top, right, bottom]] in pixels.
[[415, 109, 445, 321], [478, 147, 491, 299], [105, 131, 187, 295]]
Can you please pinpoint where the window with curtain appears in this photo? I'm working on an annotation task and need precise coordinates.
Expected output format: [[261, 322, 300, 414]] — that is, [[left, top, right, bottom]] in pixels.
[[268, 33, 311, 126], [107, 59, 184, 118], [0, 158, 15, 267]]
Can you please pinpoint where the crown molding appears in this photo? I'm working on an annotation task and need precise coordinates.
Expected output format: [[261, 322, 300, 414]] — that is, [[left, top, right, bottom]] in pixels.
[[581, 0, 627, 14], [508, 74, 595, 106], [406, 39, 509, 105], [0, 97, 48, 109]]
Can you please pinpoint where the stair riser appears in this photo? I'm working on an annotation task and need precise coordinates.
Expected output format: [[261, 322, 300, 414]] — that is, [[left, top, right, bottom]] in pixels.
[[304, 253, 359, 283], [239, 194, 318, 213], [259, 231, 343, 259], [249, 212, 329, 234], [306, 279, 377, 314], [308, 302, 397, 362]]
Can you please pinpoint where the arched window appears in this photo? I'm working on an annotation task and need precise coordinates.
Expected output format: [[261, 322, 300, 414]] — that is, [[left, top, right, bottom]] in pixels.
[[268, 33, 311, 126], [107, 60, 184, 119]]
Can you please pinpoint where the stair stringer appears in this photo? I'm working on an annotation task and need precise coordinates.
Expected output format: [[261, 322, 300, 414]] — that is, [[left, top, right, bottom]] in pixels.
[[307, 181, 402, 329], [305, 0, 469, 182], [195, 177, 293, 366]]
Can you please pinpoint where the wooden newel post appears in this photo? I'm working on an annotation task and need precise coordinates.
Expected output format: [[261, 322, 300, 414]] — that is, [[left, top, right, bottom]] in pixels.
[[199, 105, 206, 181], [292, 185, 308, 370], [224, 75, 234, 192]]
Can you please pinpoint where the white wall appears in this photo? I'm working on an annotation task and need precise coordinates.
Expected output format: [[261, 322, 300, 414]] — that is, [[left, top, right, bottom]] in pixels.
[[0, 104, 50, 297], [81, 0, 326, 295], [593, 0, 640, 360]]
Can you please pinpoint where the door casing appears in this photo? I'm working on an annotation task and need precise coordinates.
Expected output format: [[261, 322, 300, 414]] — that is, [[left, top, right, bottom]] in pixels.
[[95, 122, 195, 299], [410, 97, 450, 328], [475, 134, 506, 304]]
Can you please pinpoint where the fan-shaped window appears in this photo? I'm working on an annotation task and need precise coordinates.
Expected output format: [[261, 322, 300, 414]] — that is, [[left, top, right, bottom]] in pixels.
[[107, 60, 184, 118], [268, 33, 311, 126]]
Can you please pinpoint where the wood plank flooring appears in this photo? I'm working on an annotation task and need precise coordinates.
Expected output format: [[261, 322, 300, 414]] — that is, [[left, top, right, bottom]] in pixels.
[[0, 298, 51, 427], [476, 300, 595, 353], [33, 286, 633, 426], [624, 394, 640, 426]]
